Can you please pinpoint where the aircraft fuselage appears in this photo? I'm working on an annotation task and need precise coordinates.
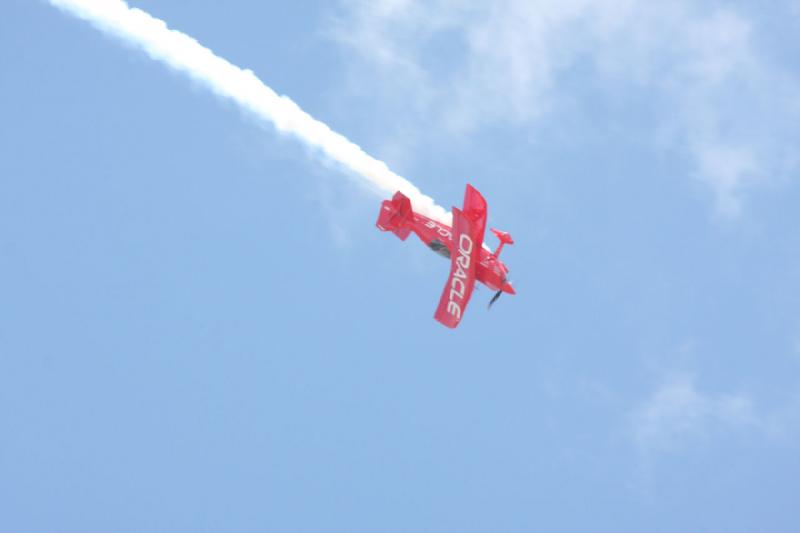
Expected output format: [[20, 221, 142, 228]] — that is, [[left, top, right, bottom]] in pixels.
[[408, 212, 515, 295]]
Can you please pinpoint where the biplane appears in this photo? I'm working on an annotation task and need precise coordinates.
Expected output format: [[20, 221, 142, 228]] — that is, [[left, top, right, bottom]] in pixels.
[[376, 184, 515, 328]]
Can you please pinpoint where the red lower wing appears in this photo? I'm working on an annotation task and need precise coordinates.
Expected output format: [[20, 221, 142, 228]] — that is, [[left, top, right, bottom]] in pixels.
[[434, 185, 487, 328]]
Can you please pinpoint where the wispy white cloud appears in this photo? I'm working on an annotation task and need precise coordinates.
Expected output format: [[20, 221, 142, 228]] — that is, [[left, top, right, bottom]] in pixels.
[[630, 373, 800, 470], [631, 375, 758, 456], [332, 0, 800, 217]]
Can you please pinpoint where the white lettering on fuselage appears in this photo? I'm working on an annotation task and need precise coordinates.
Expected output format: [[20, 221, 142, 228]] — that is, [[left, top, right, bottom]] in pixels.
[[425, 220, 451, 240], [447, 233, 474, 318]]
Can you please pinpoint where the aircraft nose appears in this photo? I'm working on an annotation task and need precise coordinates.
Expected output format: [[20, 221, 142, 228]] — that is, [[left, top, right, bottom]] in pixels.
[[502, 280, 516, 295]]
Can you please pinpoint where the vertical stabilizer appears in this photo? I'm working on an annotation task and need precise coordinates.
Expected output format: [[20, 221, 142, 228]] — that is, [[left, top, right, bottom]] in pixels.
[[376, 192, 413, 240]]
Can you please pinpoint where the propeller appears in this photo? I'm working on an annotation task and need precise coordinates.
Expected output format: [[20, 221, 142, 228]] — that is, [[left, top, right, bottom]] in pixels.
[[488, 290, 503, 309], [488, 277, 512, 309]]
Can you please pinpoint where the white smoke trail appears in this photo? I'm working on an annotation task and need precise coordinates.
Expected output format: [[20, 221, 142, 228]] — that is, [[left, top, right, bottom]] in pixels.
[[47, 0, 450, 222]]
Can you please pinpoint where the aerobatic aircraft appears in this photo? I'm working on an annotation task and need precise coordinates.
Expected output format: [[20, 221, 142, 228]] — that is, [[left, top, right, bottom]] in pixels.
[[376, 184, 515, 328]]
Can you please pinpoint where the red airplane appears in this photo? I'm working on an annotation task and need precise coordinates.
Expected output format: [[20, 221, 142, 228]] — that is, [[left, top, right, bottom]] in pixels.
[[376, 184, 515, 328]]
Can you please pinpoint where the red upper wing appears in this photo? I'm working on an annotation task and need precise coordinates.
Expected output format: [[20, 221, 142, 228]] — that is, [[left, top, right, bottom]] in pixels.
[[434, 185, 487, 328]]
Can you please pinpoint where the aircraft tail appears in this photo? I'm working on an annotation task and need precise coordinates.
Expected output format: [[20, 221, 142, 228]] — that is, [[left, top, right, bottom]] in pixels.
[[376, 192, 413, 240]]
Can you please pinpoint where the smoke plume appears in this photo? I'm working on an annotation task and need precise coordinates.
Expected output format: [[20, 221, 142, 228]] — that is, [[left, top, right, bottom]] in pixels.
[[48, 0, 449, 222]]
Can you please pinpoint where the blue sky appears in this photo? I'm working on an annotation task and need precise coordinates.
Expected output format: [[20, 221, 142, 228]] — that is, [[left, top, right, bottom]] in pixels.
[[2, 1, 799, 531]]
